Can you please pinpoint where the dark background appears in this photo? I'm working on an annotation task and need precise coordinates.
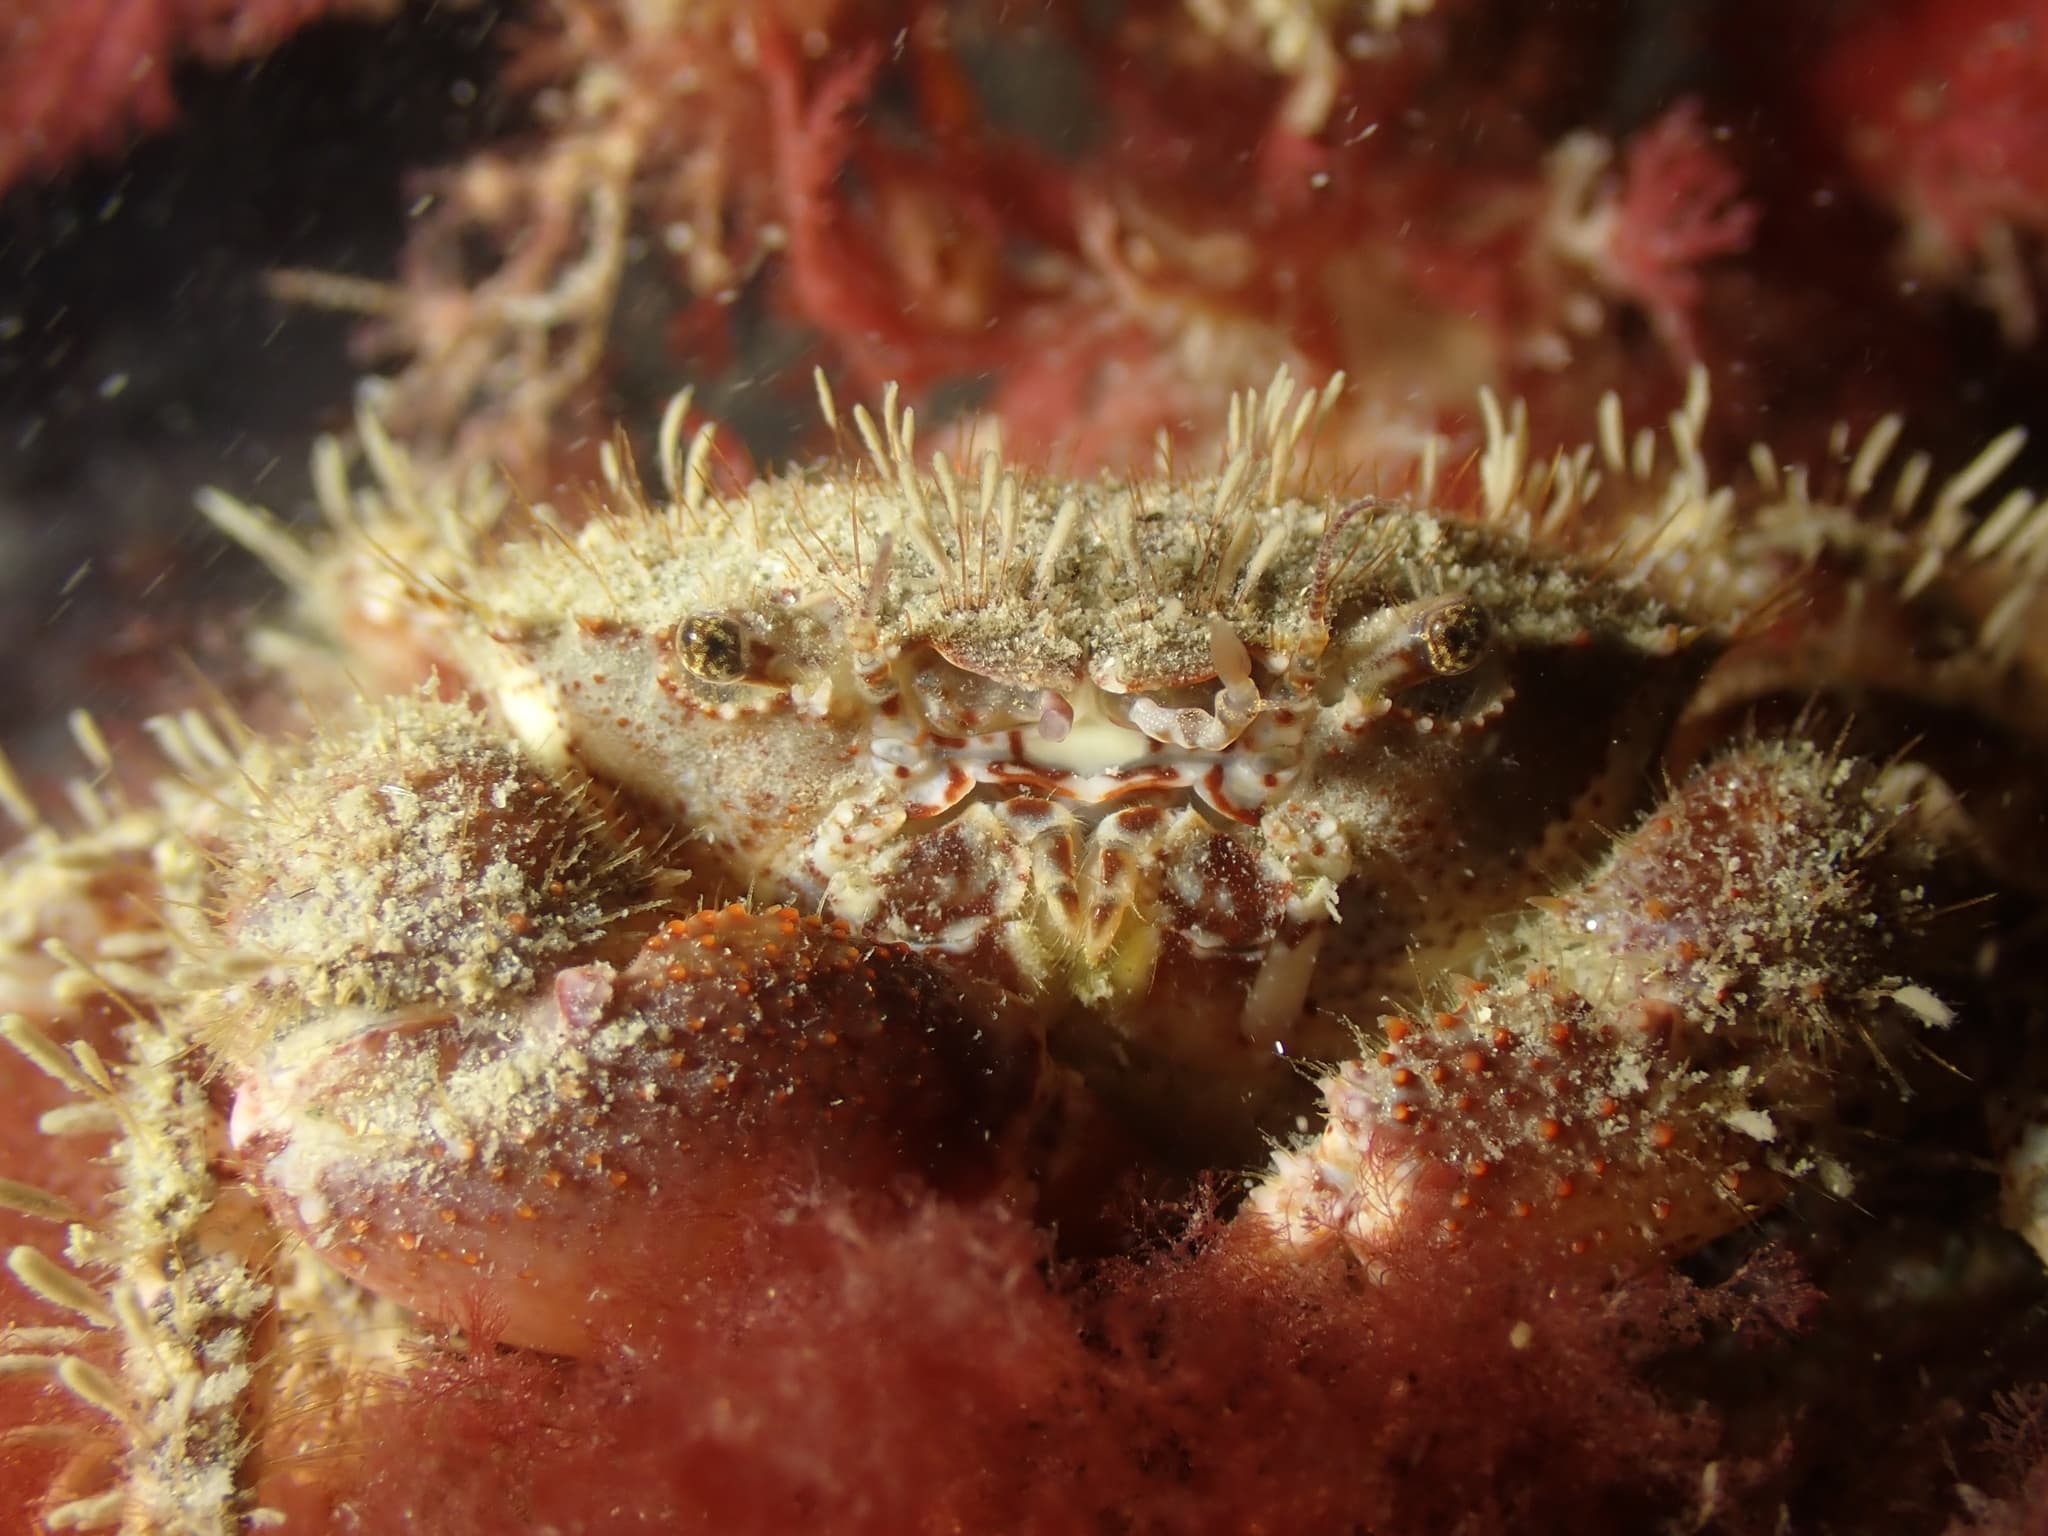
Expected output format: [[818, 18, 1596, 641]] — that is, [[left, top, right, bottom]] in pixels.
[[0, 3, 515, 755]]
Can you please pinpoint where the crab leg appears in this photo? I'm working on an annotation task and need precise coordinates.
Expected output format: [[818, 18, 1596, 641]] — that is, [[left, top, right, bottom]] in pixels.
[[1248, 739, 1952, 1277], [199, 695, 1068, 1358]]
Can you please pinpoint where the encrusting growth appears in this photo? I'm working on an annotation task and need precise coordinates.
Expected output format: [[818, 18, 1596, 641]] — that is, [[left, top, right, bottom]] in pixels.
[[0, 710, 297, 1535]]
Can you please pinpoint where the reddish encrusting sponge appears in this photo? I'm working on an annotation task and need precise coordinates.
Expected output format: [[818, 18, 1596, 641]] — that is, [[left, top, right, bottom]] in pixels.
[[1249, 738, 1949, 1277]]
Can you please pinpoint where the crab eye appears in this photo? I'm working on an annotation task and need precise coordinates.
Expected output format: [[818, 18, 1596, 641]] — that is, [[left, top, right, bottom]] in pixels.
[[1421, 599, 1489, 676], [676, 614, 748, 682]]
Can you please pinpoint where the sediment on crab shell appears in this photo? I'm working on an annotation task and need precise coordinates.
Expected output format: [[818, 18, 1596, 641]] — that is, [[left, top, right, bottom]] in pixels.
[[195, 693, 658, 1059]]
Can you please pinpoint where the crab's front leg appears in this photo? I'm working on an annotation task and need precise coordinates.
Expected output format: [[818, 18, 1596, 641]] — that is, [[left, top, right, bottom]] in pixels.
[[1248, 739, 1955, 1275], [204, 696, 1066, 1358]]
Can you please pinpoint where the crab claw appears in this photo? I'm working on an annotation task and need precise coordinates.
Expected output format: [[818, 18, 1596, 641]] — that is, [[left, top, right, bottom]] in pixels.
[[1246, 740, 1948, 1279], [229, 905, 1051, 1355]]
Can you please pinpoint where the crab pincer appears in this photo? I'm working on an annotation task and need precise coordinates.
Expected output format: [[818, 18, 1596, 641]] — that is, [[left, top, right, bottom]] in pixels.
[[1248, 740, 1954, 1277], [229, 903, 1049, 1354], [205, 697, 1057, 1355]]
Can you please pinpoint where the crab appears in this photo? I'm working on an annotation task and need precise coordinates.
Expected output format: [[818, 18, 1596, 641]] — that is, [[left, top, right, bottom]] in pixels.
[[0, 364, 2044, 1532]]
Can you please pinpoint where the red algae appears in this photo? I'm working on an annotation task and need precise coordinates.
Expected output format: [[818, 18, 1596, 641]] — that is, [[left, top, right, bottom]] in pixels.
[[275, 1193, 1752, 1536], [0, 0, 402, 194], [0, 1043, 119, 1536], [1816, 0, 2048, 344]]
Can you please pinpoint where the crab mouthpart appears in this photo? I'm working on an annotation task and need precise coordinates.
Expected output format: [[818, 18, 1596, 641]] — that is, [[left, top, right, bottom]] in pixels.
[[880, 679, 1306, 825], [879, 620, 1303, 823]]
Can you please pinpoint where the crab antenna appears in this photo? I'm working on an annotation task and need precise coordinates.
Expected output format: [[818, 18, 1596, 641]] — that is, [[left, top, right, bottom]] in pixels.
[[860, 532, 896, 621], [845, 532, 899, 699], [1308, 497, 1394, 628]]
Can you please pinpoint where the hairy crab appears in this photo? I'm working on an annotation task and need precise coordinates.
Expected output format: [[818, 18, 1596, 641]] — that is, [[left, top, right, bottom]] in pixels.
[[1, 365, 2043, 1530]]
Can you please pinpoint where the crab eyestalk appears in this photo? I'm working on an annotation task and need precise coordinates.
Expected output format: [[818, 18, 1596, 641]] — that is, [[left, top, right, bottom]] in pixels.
[[1337, 593, 1494, 707]]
